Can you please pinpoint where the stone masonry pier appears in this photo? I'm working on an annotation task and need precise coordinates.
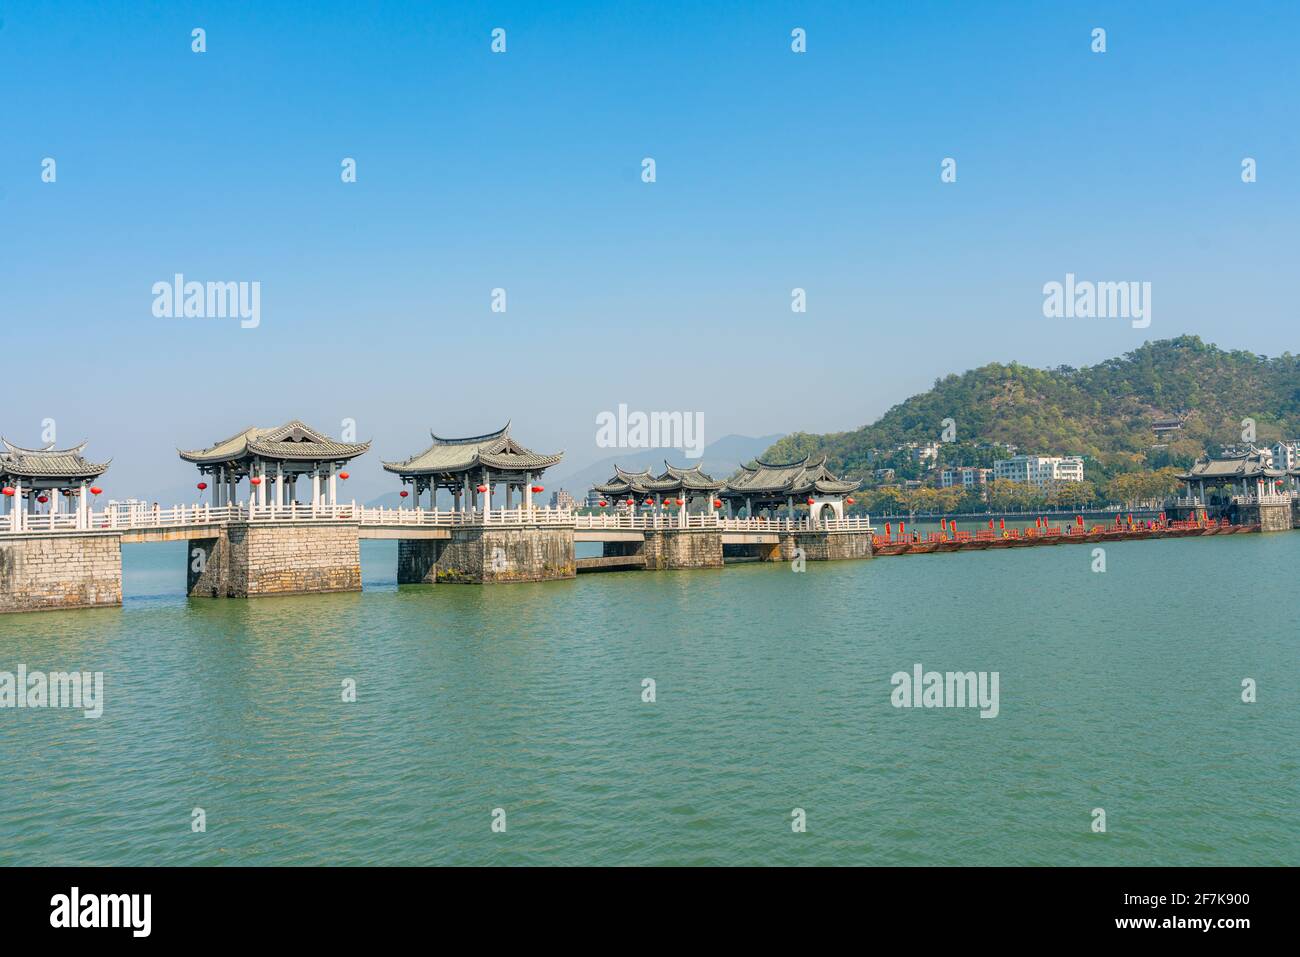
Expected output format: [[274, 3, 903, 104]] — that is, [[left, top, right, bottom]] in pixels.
[[399, 524, 575, 584], [187, 522, 361, 598], [0, 532, 123, 614]]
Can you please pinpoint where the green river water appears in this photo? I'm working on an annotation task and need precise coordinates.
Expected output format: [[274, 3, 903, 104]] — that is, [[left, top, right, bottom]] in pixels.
[[0, 534, 1295, 866]]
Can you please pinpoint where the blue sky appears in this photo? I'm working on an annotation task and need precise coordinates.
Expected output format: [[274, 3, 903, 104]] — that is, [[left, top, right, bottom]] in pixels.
[[1, 1, 1296, 501]]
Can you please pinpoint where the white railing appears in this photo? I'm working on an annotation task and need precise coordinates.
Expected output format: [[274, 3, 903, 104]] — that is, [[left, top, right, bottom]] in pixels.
[[1233, 493, 1293, 506], [356, 505, 575, 527], [4, 503, 875, 535], [2, 502, 578, 533], [574, 513, 874, 533]]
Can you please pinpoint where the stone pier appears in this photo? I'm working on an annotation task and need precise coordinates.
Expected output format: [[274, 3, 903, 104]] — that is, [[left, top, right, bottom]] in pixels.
[[399, 525, 575, 584], [1237, 501, 1292, 533], [0, 532, 123, 613], [187, 522, 361, 598], [784, 529, 874, 561], [642, 529, 723, 570]]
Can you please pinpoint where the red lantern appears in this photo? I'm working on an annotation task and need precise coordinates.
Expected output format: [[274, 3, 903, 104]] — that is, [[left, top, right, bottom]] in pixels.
[[675, 498, 684, 506], [90, 487, 102, 496], [846, 497, 855, 505], [625, 499, 634, 506], [37, 495, 48, 504], [339, 472, 349, 481], [1, 488, 14, 497], [399, 490, 409, 498], [645, 499, 655, 507], [599, 500, 608, 507], [197, 482, 208, 491], [250, 477, 262, 486], [806, 497, 815, 505], [476, 484, 487, 493], [712, 499, 722, 508], [531, 485, 544, 494]]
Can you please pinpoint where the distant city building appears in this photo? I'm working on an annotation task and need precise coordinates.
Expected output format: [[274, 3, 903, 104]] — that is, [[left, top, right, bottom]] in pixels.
[[993, 455, 1084, 488], [585, 489, 604, 508], [941, 466, 993, 489], [550, 488, 578, 510], [911, 442, 941, 469], [1272, 441, 1299, 471]]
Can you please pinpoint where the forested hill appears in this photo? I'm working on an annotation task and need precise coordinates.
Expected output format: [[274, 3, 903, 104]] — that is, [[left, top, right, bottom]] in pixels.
[[763, 337, 1300, 477]]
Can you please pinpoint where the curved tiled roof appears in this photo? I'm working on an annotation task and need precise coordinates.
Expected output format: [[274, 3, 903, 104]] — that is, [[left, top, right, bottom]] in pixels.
[[1178, 447, 1286, 481], [593, 461, 724, 496], [383, 422, 562, 476], [0, 438, 111, 480], [179, 420, 370, 464], [722, 454, 859, 499]]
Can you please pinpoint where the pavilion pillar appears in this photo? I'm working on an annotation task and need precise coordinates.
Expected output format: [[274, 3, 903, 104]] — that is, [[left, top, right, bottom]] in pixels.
[[276, 462, 284, 511], [525, 472, 533, 512], [78, 480, 88, 529], [483, 468, 491, 521], [312, 470, 321, 509], [256, 460, 266, 508], [13, 479, 22, 531], [329, 464, 338, 507]]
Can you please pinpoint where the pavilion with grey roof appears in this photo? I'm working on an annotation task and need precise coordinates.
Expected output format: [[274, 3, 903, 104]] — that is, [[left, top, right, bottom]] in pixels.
[[593, 462, 725, 512], [1, 438, 111, 530], [1177, 446, 1290, 510], [721, 454, 860, 523], [382, 422, 563, 514], [179, 419, 370, 508]]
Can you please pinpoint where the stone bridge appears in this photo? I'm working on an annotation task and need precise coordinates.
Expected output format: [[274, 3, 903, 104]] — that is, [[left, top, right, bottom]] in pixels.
[[1, 504, 875, 613]]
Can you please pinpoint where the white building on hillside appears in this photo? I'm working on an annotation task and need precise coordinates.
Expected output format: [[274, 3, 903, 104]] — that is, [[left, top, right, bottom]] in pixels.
[[993, 455, 1084, 488], [940, 466, 993, 489]]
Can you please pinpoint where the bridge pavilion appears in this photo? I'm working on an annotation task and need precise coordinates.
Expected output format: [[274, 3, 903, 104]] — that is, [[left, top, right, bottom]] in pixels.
[[1176, 447, 1290, 514], [0, 439, 110, 530], [592, 462, 726, 513], [720, 454, 860, 522], [382, 422, 563, 514], [179, 420, 370, 507]]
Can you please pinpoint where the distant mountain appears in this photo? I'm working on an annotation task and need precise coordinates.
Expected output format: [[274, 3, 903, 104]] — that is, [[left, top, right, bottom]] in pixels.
[[545, 434, 785, 499], [761, 337, 1300, 479]]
